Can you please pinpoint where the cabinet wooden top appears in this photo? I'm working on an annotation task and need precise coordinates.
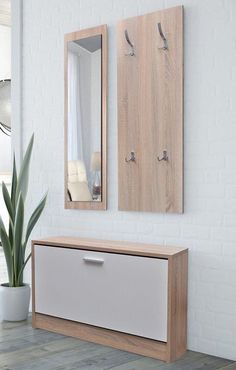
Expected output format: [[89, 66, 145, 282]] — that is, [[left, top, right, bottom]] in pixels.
[[32, 236, 188, 259]]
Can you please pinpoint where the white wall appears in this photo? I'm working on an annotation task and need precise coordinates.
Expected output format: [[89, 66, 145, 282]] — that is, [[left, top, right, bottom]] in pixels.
[[0, 24, 11, 285], [0, 24, 11, 79], [0, 24, 11, 173], [13, 0, 236, 361], [0, 134, 11, 172]]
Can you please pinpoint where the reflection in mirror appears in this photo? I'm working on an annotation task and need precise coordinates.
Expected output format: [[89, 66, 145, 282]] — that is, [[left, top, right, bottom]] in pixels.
[[67, 35, 102, 203], [0, 79, 11, 136]]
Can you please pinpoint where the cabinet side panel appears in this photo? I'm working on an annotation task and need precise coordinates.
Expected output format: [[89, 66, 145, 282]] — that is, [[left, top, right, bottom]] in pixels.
[[31, 242, 36, 327], [167, 251, 188, 361]]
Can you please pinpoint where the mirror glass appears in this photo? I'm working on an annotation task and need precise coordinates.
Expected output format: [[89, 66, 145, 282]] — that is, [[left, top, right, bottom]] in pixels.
[[0, 79, 11, 135], [67, 35, 102, 202]]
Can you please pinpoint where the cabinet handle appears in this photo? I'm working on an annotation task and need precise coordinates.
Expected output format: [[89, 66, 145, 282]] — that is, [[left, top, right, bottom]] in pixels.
[[83, 257, 104, 265]]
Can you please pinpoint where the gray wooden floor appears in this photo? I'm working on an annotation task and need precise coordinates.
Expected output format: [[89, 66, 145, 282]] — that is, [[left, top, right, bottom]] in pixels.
[[0, 318, 235, 370]]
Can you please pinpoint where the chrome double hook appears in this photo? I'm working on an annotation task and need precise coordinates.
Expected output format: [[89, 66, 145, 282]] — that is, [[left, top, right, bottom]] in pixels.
[[157, 150, 168, 162], [124, 23, 168, 56], [125, 151, 136, 163], [124, 29, 135, 56], [125, 150, 168, 163], [157, 22, 168, 51]]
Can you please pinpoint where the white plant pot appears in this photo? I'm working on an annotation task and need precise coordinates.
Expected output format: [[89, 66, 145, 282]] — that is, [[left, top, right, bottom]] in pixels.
[[0, 284, 30, 322]]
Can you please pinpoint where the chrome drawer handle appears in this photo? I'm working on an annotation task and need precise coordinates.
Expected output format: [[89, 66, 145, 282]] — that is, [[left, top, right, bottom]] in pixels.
[[83, 257, 104, 265]]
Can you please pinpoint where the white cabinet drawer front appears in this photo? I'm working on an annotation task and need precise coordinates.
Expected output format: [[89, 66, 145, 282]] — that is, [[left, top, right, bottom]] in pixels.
[[34, 245, 168, 341]]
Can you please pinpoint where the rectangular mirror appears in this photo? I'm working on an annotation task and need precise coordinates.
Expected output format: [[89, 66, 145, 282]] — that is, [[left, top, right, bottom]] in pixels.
[[64, 25, 107, 210]]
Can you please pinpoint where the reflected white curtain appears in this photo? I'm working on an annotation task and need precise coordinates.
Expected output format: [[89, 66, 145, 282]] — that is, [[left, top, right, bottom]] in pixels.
[[68, 51, 83, 161]]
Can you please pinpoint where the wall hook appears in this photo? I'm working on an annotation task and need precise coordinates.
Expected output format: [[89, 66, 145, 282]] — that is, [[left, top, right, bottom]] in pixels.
[[157, 22, 168, 51], [157, 150, 168, 162], [125, 151, 136, 163], [124, 29, 135, 56]]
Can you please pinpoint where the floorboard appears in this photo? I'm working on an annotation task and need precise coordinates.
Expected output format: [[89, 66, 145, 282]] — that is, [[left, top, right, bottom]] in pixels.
[[0, 318, 234, 370]]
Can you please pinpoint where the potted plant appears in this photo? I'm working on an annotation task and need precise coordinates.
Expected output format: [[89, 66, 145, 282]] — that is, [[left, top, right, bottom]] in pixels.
[[0, 135, 47, 321]]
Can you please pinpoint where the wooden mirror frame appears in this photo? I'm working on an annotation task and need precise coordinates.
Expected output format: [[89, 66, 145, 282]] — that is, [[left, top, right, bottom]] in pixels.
[[64, 25, 107, 210]]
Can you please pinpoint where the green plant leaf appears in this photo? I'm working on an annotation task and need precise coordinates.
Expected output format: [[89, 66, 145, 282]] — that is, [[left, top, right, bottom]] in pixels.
[[13, 193, 24, 281], [24, 193, 47, 248], [0, 227, 13, 286], [11, 154, 18, 211], [0, 134, 46, 287], [17, 252, 31, 287], [0, 214, 7, 235], [8, 218, 14, 249], [2, 181, 14, 222], [2, 180, 14, 248], [8, 155, 18, 247], [15, 134, 34, 203]]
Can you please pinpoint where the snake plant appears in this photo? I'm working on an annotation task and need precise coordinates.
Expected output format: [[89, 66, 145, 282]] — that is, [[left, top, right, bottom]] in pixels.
[[0, 135, 47, 287]]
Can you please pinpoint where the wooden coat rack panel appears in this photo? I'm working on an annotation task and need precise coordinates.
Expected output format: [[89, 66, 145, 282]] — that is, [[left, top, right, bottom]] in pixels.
[[117, 6, 184, 213]]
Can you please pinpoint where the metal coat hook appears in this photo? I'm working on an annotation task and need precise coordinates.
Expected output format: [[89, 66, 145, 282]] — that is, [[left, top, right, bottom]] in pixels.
[[125, 151, 136, 163], [124, 29, 135, 56], [157, 22, 168, 51], [157, 150, 168, 162]]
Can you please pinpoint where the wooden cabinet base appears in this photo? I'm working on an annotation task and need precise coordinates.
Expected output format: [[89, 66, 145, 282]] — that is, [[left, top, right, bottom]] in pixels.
[[32, 237, 188, 363], [33, 313, 184, 362]]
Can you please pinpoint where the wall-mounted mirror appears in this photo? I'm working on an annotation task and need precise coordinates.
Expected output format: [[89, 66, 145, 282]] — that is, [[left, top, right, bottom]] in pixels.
[[64, 25, 107, 210]]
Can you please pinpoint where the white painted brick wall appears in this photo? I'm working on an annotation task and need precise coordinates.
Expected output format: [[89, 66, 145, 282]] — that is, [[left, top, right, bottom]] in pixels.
[[13, 0, 236, 361], [0, 182, 10, 284], [0, 249, 7, 284]]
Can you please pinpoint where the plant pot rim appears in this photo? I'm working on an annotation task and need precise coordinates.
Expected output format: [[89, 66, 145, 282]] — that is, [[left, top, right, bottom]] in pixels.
[[0, 283, 30, 289]]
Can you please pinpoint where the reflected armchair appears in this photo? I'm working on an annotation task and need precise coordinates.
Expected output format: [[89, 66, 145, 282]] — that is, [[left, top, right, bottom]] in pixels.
[[67, 160, 92, 201]]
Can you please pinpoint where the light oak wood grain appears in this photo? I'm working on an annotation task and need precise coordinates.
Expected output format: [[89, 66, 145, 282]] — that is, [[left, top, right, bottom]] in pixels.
[[34, 313, 168, 361], [32, 236, 187, 258], [64, 25, 108, 210], [117, 6, 184, 213], [167, 251, 188, 362], [31, 245, 36, 328]]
